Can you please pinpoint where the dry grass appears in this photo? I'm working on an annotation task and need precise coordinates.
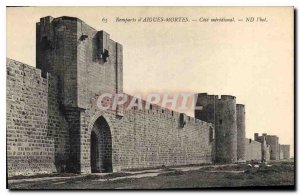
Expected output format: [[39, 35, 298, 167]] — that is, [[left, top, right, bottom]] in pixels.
[[8, 161, 294, 190]]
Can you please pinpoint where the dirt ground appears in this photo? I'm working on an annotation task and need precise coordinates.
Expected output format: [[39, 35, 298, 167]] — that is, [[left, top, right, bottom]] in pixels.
[[7, 160, 295, 190]]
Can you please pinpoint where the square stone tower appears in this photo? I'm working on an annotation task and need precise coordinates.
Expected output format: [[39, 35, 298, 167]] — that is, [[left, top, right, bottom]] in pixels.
[[36, 16, 123, 109], [36, 16, 123, 172]]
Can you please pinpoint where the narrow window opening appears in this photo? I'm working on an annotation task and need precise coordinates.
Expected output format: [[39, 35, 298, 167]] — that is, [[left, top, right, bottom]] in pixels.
[[209, 127, 214, 142], [179, 113, 186, 128]]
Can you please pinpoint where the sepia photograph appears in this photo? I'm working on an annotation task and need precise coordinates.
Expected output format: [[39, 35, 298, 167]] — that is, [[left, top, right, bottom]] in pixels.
[[5, 6, 295, 190]]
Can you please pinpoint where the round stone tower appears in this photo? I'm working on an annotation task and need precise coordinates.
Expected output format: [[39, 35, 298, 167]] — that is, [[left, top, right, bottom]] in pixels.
[[215, 95, 237, 163], [236, 104, 246, 162], [195, 93, 238, 164]]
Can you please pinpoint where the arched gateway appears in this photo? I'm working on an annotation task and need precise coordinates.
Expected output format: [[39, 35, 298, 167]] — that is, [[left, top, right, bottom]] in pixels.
[[90, 116, 113, 173]]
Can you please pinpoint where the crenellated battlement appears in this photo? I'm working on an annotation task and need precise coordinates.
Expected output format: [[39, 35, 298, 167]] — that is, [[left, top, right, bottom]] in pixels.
[[7, 58, 46, 79], [121, 94, 214, 129], [220, 95, 236, 100]]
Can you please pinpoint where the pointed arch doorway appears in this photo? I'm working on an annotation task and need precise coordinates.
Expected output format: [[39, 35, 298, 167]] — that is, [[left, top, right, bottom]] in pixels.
[[90, 116, 112, 173]]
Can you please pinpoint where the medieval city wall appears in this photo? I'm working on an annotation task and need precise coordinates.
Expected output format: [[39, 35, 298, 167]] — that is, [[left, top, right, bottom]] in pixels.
[[280, 145, 290, 160], [7, 15, 290, 176], [245, 138, 262, 161], [6, 59, 69, 176], [7, 58, 214, 175], [79, 95, 215, 173], [62, 17, 215, 173]]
